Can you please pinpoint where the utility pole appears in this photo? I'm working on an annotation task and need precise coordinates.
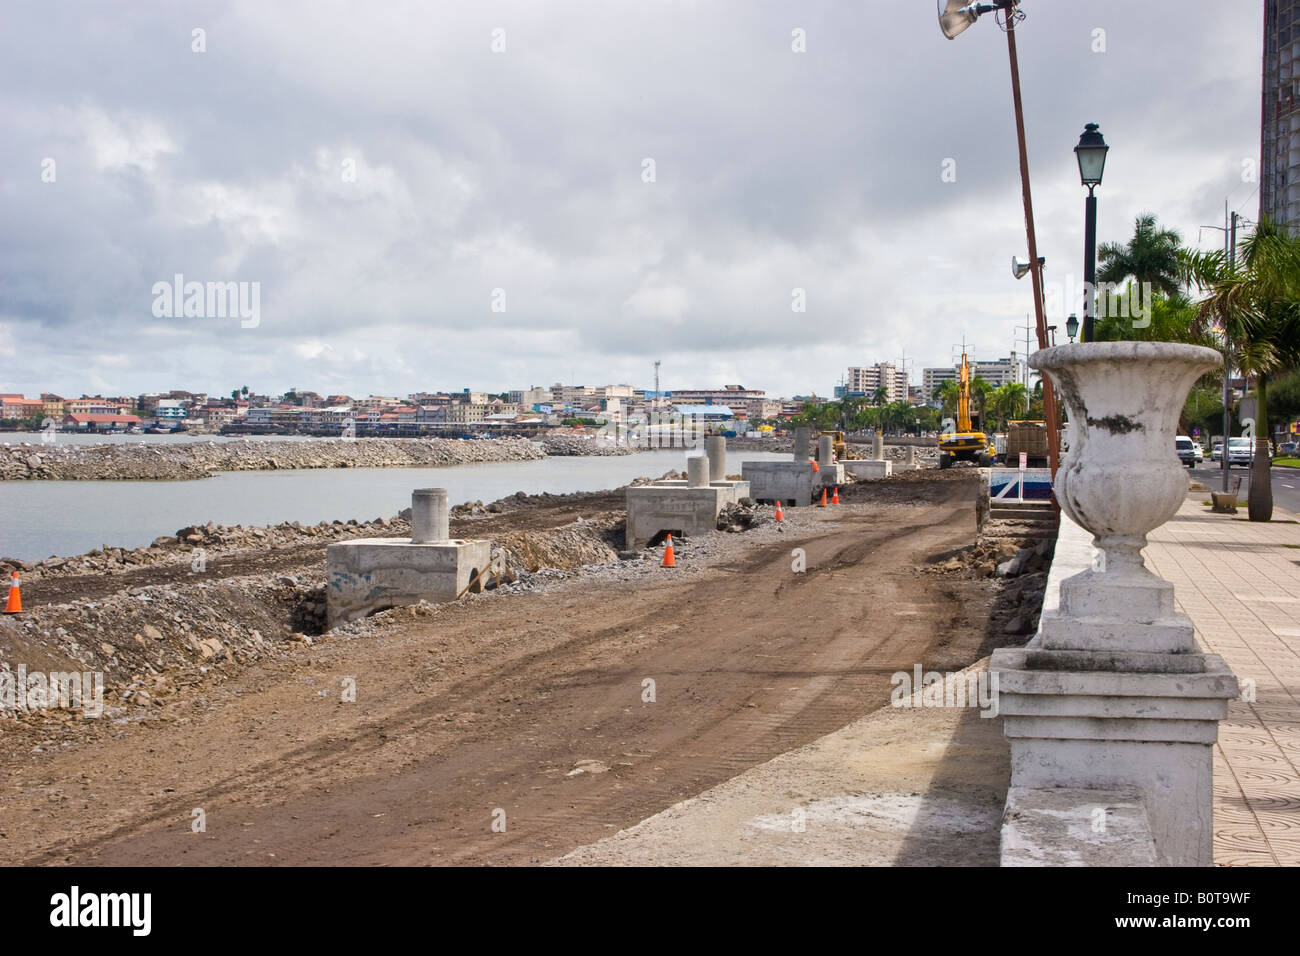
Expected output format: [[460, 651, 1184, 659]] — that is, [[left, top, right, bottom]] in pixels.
[[653, 360, 661, 410], [1201, 200, 1234, 494], [1005, 12, 1060, 477]]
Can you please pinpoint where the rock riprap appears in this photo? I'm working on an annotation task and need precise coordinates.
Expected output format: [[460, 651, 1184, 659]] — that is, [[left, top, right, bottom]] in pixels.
[[0, 437, 547, 481]]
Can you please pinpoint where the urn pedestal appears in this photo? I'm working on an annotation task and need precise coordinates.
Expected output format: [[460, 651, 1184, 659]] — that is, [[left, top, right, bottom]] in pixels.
[[990, 343, 1238, 867]]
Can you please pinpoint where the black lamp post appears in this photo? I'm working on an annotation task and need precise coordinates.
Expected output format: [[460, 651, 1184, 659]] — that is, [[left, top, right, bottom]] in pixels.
[[1066, 313, 1079, 343], [1075, 123, 1109, 343]]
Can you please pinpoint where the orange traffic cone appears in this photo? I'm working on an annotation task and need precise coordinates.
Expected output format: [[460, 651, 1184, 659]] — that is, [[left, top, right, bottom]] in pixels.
[[810, 458, 819, 474], [3, 572, 21, 614], [818, 488, 828, 508], [832, 486, 840, 504], [661, 534, 676, 568], [774, 500, 784, 522]]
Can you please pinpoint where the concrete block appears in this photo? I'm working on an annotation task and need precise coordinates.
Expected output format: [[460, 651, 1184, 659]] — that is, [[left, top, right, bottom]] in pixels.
[[816, 462, 844, 488], [326, 537, 491, 627], [844, 460, 891, 480], [709, 480, 751, 506], [990, 647, 1238, 866], [740, 460, 814, 507], [626, 485, 727, 550], [1001, 787, 1158, 867]]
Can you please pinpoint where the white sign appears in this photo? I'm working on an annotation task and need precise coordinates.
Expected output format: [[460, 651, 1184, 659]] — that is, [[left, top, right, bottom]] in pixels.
[[1019, 451, 1028, 471]]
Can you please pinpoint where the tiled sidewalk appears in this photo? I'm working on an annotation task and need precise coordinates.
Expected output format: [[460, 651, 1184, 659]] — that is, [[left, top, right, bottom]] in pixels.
[[1145, 499, 1300, 866]]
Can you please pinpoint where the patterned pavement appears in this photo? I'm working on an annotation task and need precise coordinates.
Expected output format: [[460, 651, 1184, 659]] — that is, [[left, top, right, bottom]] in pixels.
[[1145, 497, 1300, 866]]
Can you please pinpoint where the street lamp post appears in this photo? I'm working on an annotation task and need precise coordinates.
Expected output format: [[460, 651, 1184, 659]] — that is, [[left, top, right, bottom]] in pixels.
[[1075, 123, 1109, 343]]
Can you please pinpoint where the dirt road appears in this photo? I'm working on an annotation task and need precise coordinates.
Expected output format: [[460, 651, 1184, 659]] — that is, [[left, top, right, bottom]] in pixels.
[[2, 479, 1006, 866]]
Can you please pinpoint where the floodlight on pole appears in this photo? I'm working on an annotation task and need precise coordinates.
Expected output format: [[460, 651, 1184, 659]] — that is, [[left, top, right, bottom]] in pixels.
[[1012, 255, 1044, 280], [938, 0, 1014, 40]]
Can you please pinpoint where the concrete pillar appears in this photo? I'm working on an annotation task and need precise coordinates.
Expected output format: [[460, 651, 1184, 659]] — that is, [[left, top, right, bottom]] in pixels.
[[410, 488, 449, 543], [872, 433, 884, 460], [706, 436, 727, 481], [687, 455, 710, 487], [818, 435, 834, 467], [906, 444, 917, 466], [793, 427, 811, 462]]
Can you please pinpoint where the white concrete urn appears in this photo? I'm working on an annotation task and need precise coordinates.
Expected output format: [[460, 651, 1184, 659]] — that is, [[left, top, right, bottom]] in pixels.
[[1031, 342, 1221, 627]]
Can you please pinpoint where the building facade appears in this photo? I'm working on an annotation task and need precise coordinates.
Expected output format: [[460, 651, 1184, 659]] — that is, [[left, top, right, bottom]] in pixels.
[[844, 363, 909, 404], [1262, 0, 1300, 232]]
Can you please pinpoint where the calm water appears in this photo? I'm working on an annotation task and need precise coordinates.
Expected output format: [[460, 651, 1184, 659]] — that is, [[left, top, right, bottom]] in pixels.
[[0, 450, 789, 561]]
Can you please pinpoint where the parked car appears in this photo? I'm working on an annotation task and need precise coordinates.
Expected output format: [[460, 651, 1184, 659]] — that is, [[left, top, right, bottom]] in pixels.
[[1280, 440, 1299, 457], [1175, 435, 1197, 468], [1211, 442, 1224, 462]]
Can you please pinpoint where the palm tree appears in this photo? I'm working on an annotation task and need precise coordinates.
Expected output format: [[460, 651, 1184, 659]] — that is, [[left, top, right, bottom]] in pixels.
[[934, 380, 961, 420], [240, 385, 249, 399], [990, 383, 1029, 431], [872, 385, 889, 407], [1183, 218, 1300, 521], [1098, 213, 1184, 313], [970, 376, 992, 432]]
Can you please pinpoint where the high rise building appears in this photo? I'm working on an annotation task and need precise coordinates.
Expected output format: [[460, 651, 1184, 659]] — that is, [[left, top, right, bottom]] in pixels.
[[1262, 0, 1300, 232], [844, 363, 909, 404]]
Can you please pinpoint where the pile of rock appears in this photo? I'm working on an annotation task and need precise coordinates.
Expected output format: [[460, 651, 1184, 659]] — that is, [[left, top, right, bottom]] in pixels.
[[716, 499, 768, 533], [541, 435, 635, 456], [1, 516, 407, 583], [928, 536, 1054, 580], [0, 436, 545, 481]]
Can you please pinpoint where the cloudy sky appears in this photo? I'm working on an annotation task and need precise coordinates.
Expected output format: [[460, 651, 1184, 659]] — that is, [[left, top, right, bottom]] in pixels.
[[1, 1, 1263, 401]]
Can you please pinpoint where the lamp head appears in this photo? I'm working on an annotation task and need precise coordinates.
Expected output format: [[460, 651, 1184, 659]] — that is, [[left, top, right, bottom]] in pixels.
[[1066, 313, 1079, 341], [1011, 255, 1045, 280], [1075, 122, 1109, 187]]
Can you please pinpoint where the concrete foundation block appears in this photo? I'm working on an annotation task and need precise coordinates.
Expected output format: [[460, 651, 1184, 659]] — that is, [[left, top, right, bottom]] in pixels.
[[843, 460, 891, 480], [326, 537, 492, 627], [816, 463, 844, 488], [1001, 787, 1158, 866], [626, 485, 728, 550], [740, 461, 814, 506], [990, 646, 1238, 866], [709, 480, 751, 506]]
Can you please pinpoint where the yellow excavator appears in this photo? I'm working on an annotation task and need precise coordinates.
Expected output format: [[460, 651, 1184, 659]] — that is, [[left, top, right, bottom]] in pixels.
[[938, 352, 994, 469]]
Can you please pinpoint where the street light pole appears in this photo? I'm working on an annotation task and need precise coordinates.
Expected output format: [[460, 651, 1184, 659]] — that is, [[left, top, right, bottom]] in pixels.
[[1083, 187, 1097, 341]]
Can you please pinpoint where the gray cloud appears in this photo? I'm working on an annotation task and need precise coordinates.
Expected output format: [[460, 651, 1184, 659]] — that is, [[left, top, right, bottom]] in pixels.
[[0, 1, 1263, 399]]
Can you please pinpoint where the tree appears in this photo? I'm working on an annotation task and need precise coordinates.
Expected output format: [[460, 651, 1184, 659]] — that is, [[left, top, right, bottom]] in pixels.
[[230, 389, 240, 400], [990, 383, 1029, 431], [970, 376, 992, 432], [241, 386, 249, 399], [934, 380, 960, 420], [872, 385, 889, 407], [1098, 213, 1184, 312], [1184, 217, 1300, 520]]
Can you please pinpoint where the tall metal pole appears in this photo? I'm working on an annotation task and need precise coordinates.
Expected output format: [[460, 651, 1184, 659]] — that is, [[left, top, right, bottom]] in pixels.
[[1220, 203, 1232, 494], [1005, 13, 1061, 476], [1083, 187, 1098, 342]]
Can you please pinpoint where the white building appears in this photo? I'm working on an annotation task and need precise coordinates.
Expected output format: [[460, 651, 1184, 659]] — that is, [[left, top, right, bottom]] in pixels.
[[846, 363, 908, 404]]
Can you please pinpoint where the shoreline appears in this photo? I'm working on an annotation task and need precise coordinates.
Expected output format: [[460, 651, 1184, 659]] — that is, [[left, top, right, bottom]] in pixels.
[[0, 434, 634, 481]]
